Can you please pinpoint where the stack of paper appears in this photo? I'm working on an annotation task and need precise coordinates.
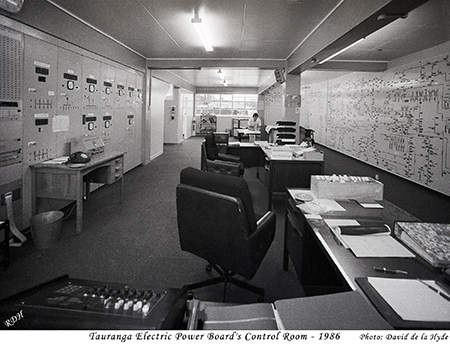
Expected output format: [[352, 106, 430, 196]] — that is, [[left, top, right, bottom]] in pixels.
[[367, 277, 450, 322]]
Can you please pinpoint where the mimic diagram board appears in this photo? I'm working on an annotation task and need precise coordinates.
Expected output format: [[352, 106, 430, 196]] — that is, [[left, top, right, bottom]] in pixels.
[[301, 53, 450, 197]]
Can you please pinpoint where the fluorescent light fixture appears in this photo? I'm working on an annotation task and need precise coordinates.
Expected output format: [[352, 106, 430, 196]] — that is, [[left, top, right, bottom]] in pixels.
[[192, 10, 213, 52], [217, 69, 225, 79], [319, 38, 365, 64]]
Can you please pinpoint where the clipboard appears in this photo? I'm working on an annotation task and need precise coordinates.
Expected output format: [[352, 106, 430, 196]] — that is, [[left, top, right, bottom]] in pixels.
[[356, 277, 450, 329]]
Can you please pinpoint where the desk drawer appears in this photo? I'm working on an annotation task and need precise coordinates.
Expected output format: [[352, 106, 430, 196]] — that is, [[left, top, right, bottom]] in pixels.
[[84, 157, 123, 185], [107, 157, 123, 183]]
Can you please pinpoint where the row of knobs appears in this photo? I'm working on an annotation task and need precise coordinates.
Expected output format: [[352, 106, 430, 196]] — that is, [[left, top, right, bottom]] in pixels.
[[83, 286, 161, 314]]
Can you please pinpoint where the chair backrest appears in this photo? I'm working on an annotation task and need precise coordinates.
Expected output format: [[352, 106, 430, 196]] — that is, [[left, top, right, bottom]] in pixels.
[[179, 167, 257, 234], [204, 132, 217, 160], [177, 183, 259, 277], [201, 142, 241, 176]]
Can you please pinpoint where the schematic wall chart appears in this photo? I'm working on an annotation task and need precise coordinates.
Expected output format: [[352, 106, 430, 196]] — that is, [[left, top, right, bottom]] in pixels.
[[301, 53, 450, 196]]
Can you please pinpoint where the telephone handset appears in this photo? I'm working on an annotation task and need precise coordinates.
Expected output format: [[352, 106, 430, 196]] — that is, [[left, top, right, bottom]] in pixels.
[[69, 151, 91, 163]]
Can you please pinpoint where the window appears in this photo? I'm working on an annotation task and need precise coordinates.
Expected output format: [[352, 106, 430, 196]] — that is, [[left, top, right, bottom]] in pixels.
[[195, 94, 257, 117]]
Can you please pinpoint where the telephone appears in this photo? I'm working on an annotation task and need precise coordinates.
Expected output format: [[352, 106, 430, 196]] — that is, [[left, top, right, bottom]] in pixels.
[[69, 151, 91, 163]]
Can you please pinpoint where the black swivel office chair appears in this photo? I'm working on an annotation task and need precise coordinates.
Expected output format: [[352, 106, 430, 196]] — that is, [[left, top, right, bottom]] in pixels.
[[176, 167, 276, 302], [201, 132, 244, 177]]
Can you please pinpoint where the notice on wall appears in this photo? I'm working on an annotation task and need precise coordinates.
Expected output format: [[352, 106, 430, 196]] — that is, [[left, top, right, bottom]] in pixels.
[[53, 115, 70, 132]]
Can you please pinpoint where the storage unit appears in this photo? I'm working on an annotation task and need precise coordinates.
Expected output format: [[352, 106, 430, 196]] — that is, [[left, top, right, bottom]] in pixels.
[[231, 118, 249, 137]]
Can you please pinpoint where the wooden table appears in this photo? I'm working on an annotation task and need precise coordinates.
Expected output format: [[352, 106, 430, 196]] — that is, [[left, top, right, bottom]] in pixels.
[[31, 151, 125, 235], [227, 143, 324, 209]]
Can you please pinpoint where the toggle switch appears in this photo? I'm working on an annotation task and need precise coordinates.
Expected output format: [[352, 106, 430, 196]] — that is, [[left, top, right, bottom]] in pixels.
[[133, 301, 143, 312], [114, 299, 124, 309], [142, 303, 151, 315]]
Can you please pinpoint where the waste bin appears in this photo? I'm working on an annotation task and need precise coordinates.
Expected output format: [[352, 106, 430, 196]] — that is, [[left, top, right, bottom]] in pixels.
[[30, 211, 64, 249]]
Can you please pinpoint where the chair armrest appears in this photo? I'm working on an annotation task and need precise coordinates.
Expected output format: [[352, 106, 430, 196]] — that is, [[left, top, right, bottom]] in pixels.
[[217, 152, 241, 162], [256, 211, 275, 228], [248, 211, 276, 256]]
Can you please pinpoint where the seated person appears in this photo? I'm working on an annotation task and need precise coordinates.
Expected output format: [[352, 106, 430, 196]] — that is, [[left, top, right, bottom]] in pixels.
[[248, 113, 262, 131]]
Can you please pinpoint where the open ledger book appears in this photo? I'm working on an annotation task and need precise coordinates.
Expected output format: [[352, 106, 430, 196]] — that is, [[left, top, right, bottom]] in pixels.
[[191, 291, 392, 330], [325, 219, 415, 258]]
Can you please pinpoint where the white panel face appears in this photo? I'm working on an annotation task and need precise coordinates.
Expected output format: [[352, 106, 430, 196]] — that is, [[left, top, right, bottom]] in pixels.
[[100, 63, 115, 148], [0, 26, 23, 227], [111, 68, 128, 158], [81, 56, 101, 137], [124, 71, 136, 171], [0, 26, 23, 170], [100, 63, 115, 110], [23, 36, 57, 164], [56, 47, 83, 156], [134, 73, 144, 166], [22, 36, 59, 226], [114, 68, 127, 110]]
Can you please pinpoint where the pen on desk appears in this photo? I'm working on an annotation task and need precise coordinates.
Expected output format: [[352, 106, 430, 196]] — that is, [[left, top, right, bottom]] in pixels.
[[373, 266, 408, 275]]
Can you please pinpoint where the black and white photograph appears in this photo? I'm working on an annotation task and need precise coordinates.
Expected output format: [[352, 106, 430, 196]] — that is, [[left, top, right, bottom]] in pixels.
[[0, 1, 449, 345]]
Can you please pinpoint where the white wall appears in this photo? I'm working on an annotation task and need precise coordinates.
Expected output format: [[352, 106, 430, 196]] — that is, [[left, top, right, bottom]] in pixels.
[[150, 77, 170, 160], [181, 90, 194, 139]]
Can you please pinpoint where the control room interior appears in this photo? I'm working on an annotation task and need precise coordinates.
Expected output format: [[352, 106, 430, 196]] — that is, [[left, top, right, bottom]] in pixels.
[[1, 0, 450, 331]]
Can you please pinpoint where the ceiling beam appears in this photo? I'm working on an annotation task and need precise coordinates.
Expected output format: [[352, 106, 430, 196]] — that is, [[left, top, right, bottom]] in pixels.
[[287, 0, 429, 74], [146, 59, 286, 70], [311, 60, 388, 72]]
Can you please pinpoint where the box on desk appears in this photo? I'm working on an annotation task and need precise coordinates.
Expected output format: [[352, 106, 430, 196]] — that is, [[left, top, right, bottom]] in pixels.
[[303, 150, 324, 161], [310, 175, 383, 200]]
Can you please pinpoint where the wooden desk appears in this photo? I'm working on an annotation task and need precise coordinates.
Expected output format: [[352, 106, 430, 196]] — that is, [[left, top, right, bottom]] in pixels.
[[261, 147, 324, 210], [227, 143, 324, 209], [236, 129, 261, 142], [31, 151, 125, 235], [284, 188, 450, 328]]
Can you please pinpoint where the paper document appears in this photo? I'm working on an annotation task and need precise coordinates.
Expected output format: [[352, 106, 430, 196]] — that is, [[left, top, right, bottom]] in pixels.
[[43, 156, 69, 164], [357, 201, 383, 209], [324, 219, 360, 248], [298, 199, 345, 214], [368, 277, 450, 322], [342, 233, 414, 258]]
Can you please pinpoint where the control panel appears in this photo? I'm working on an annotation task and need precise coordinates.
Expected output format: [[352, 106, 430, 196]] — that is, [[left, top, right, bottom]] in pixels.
[[81, 56, 101, 136], [0, 23, 145, 229], [0, 275, 186, 330], [23, 36, 57, 164]]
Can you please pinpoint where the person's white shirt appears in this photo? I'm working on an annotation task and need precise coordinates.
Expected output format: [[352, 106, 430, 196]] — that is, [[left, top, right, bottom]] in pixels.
[[248, 116, 261, 130]]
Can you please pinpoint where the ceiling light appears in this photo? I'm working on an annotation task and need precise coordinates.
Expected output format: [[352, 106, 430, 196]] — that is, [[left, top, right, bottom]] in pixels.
[[377, 13, 408, 20], [191, 9, 213, 52], [217, 69, 225, 79], [319, 38, 365, 64], [223, 79, 228, 87]]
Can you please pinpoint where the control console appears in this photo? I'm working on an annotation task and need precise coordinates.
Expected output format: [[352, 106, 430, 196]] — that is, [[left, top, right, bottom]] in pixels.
[[0, 275, 186, 330]]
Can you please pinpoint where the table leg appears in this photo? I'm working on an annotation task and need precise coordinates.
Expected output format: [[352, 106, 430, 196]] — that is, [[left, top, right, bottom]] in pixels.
[[283, 212, 289, 271], [75, 176, 84, 235], [267, 162, 273, 211]]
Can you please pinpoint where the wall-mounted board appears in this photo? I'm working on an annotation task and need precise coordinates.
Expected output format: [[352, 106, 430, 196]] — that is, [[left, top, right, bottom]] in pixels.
[[301, 52, 450, 196]]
